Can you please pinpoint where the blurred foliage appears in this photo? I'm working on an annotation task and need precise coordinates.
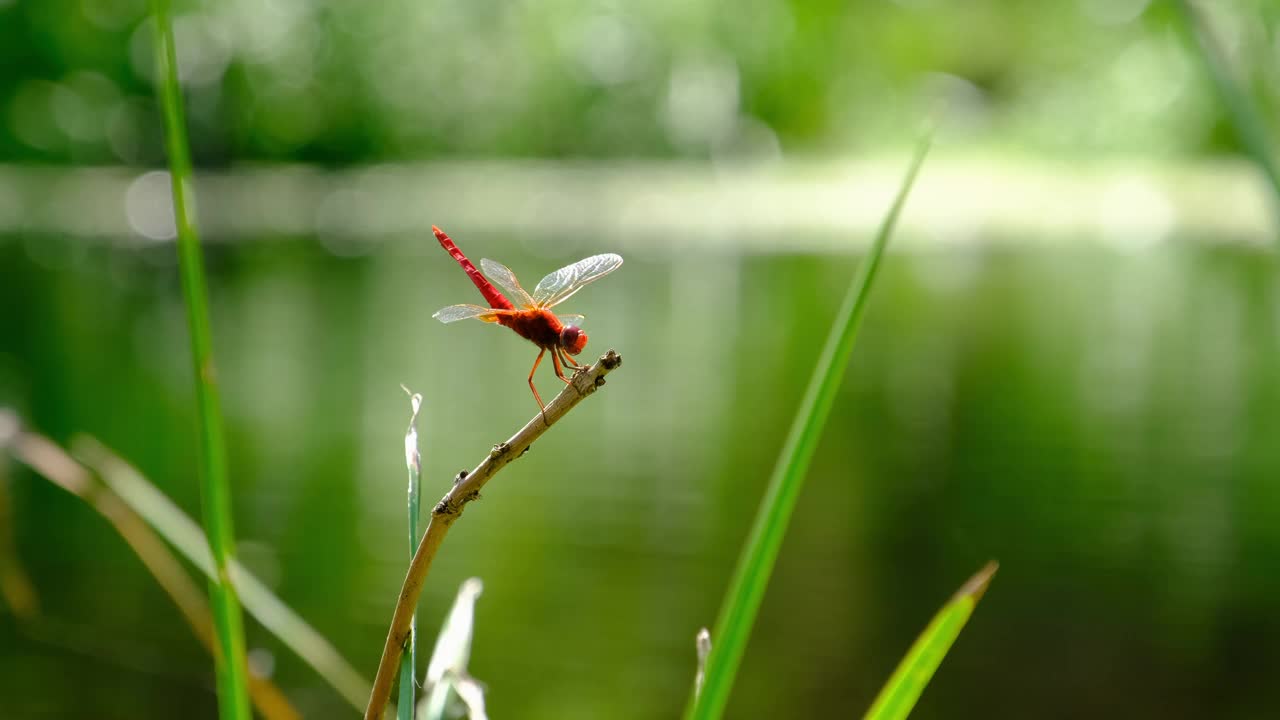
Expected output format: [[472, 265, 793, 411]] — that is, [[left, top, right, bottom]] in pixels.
[[4, 1, 1280, 718], [4, 233, 1280, 718], [1, 0, 1278, 165]]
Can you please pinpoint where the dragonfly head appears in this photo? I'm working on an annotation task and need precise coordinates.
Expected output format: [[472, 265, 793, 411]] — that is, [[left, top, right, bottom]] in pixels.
[[560, 325, 588, 355]]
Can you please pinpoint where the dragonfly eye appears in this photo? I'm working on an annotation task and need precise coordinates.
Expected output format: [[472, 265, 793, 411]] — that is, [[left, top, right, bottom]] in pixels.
[[560, 325, 588, 355]]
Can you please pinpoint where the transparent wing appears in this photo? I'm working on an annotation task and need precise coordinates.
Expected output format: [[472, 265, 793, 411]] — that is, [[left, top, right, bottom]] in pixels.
[[480, 258, 535, 308], [557, 313, 585, 327], [532, 253, 624, 308], [432, 303, 506, 324]]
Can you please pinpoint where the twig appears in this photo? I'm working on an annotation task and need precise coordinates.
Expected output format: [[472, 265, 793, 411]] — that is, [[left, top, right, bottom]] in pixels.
[[6, 425, 300, 720], [364, 349, 623, 720]]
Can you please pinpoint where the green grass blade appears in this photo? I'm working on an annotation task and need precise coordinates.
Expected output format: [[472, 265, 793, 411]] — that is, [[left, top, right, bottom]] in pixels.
[[73, 437, 373, 711], [399, 388, 424, 720], [863, 562, 998, 720], [684, 136, 932, 720], [148, 0, 251, 717], [1172, 0, 1280, 221]]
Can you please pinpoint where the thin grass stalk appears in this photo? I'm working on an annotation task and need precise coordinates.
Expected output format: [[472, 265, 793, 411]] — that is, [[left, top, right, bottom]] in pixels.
[[1172, 0, 1280, 224], [149, 1, 251, 716], [684, 137, 931, 720], [399, 388, 424, 719]]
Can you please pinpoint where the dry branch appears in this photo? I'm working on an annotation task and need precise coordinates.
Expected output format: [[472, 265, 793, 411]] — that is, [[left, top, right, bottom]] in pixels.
[[364, 349, 623, 720]]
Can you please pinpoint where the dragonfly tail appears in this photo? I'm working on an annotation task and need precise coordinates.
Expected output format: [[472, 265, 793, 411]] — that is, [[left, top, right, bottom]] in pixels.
[[433, 226, 515, 311]]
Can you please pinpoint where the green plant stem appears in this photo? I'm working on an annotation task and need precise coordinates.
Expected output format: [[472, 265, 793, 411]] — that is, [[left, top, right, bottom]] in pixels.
[[150, 1, 251, 717], [1172, 0, 1280, 225], [684, 137, 931, 720], [398, 389, 424, 720]]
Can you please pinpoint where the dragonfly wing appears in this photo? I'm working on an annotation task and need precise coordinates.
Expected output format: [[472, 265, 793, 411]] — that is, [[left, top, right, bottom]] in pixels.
[[432, 303, 505, 324], [557, 313, 585, 327], [480, 258, 535, 308], [532, 253, 624, 308]]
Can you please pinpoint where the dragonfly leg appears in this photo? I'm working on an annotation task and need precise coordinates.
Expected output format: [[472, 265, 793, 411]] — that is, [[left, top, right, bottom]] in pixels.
[[559, 348, 587, 374], [551, 348, 573, 385], [528, 348, 548, 421]]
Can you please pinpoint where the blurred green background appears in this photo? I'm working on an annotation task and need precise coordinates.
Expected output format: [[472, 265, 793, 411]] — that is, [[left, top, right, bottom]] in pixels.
[[3, 0, 1280, 718]]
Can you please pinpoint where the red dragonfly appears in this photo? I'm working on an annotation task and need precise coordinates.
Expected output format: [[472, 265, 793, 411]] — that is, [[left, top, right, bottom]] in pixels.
[[431, 226, 623, 414]]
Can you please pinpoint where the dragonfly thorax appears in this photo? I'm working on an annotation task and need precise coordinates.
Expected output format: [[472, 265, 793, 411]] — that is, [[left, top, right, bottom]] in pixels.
[[497, 308, 563, 349]]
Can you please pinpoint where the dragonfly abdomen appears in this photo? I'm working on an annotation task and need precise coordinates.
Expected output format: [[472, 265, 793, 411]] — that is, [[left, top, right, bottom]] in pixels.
[[433, 226, 515, 311]]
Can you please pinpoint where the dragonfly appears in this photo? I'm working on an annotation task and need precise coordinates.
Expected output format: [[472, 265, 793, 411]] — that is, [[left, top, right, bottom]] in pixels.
[[431, 226, 624, 416]]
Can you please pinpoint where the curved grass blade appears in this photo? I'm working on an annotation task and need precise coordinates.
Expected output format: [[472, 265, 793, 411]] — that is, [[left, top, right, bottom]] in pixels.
[[684, 135, 932, 720], [7, 429, 301, 720], [862, 562, 998, 720], [420, 578, 486, 720], [150, 0, 251, 716], [0, 421, 39, 620], [1172, 0, 1280, 224], [72, 437, 373, 712]]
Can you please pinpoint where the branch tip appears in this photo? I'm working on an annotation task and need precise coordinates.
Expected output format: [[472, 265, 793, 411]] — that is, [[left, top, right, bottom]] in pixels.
[[364, 347, 624, 720]]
